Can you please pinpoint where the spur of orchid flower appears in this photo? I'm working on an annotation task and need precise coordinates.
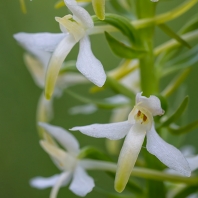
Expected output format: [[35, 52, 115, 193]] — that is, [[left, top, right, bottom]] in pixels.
[[31, 123, 115, 198], [71, 92, 191, 192]]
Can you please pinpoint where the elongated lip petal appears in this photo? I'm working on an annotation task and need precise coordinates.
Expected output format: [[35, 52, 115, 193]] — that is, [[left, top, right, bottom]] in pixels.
[[76, 36, 106, 87], [50, 172, 72, 198], [45, 34, 77, 99], [70, 121, 132, 140], [115, 125, 146, 193], [69, 165, 94, 196], [136, 92, 164, 116], [30, 174, 61, 189], [64, 0, 94, 29], [13, 32, 65, 52], [146, 124, 191, 177], [39, 122, 80, 155]]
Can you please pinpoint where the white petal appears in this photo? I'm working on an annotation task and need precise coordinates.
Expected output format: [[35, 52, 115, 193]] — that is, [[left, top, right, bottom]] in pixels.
[[37, 93, 54, 123], [50, 172, 72, 198], [30, 174, 61, 189], [45, 34, 77, 99], [13, 32, 65, 52], [115, 125, 146, 192], [105, 95, 129, 104], [146, 125, 191, 176], [187, 156, 198, 172], [56, 72, 87, 90], [69, 104, 97, 115], [69, 166, 94, 196], [70, 121, 132, 140], [64, 0, 93, 29], [136, 92, 164, 116], [76, 36, 106, 87], [39, 123, 80, 155]]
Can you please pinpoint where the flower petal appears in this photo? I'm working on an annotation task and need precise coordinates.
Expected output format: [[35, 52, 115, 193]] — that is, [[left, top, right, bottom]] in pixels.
[[76, 36, 106, 87], [13, 32, 65, 52], [69, 104, 97, 115], [187, 156, 198, 172], [45, 34, 77, 99], [30, 174, 61, 189], [69, 166, 94, 196], [50, 172, 72, 198], [70, 121, 132, 140], [39, 123, 80, 155], [146, 125, 191, 176], [115, 125, 146, 192], [64, 0, 93, 29], [136, 92, 164, 116]]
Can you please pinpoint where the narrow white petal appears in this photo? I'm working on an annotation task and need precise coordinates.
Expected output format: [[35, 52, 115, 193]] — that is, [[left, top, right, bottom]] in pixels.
[[30, 174, 61, 189], [146, 125, 191, 176], [13, 32, 65, 52], [39, 123, 80, 155], [69, 166, 94, 196], [187, 156, 198, 172], [69, 104, 97, 115], [136, 92, 164, 116], [115, 125, 146, 192], [56, 72, 87, 90], [64, 0, 93, 29], [76, 36, 106, 87], [70, 121, 132, 140], [45, 34, 77, 99], [50, 172, 72, 198]]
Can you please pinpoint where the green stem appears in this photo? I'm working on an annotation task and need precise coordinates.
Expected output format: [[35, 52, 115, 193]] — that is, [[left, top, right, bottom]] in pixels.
[[83, 160, 198, 185]]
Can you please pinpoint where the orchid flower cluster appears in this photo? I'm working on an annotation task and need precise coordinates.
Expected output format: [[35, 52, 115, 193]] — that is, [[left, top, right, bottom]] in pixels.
[[15, 0, 198, 197]]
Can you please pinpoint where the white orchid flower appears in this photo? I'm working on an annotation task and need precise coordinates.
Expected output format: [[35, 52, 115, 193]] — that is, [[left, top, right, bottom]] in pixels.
[[45, 0, 106, 99], [30, 123, 95, 197], [71, 92, 191, 192], [14, 0, 106, 100]]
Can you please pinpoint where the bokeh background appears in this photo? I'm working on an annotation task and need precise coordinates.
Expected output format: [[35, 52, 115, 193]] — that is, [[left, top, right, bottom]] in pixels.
[[0, 0, 198, 197]]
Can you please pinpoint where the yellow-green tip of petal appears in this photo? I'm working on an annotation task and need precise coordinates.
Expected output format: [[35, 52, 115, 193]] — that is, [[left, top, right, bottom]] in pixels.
[[92, 0, 105, 20], [114, 180, 126, 193], [54, 0, 65, 9], [19, 0, 27, 14]]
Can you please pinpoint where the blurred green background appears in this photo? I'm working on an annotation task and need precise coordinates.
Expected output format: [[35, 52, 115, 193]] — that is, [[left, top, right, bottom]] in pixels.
[[0, 0, 198, 197]]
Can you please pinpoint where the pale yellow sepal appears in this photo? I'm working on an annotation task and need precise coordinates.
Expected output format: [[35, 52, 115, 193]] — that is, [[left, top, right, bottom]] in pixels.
[[19, 0, 27, 14], [92, 0, 105, 20], [55, 15, 85, 42]]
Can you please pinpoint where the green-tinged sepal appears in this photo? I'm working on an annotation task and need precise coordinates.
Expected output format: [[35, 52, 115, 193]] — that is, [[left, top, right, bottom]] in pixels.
[[92, 0, 105, 20], [158, 24, 191, 49], [105, 32, 146, 59], [66, 89, 130, 109], [159, 96, 188, 128], [168, 120, 198, 135], [78, 146, 111, 161], [161, 68, 191, 97]]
